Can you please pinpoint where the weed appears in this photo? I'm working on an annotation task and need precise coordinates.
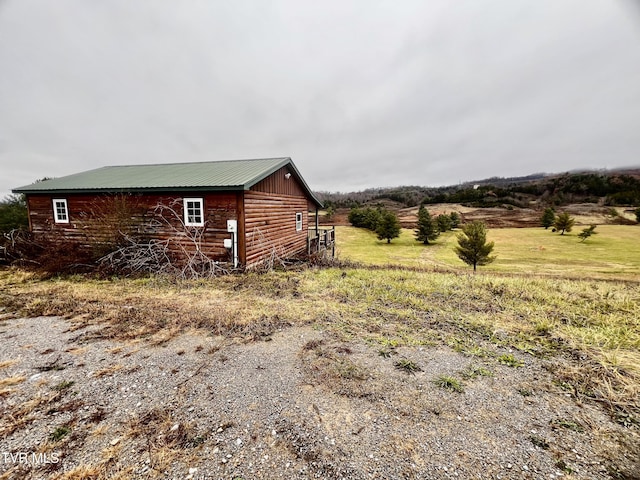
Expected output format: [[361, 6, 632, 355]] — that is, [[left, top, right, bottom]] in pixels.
[[302, 339, 324, 351], [47, 399, 83, 415], [434, 375, 464, 393], [497, 353, 523, 367], [37, 360, 65, 372], [551, 419, 584, 433], [463, 346, 493, 358], [535, 320, 553, 336], [517, 388, 533, 397], [52, 380, 75, 391], [394, 359, 422, 374], [88, 407, 109, 424], [614, 411, 637, 428], [461, 365, 493, 379], [529, 435, 549, 449], [49, 426, 71, 442], [555, 460, 574, 474], [378, 349, 395, 358]]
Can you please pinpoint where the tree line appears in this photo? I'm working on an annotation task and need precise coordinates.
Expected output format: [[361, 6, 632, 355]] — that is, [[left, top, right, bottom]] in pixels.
[[316, 170, 640, 208]]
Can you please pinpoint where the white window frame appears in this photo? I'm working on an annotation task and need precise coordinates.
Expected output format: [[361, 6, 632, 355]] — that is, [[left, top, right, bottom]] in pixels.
[[52, 199, 69, 224], [296, 212, 303, 231], [183, 198, 205, 227]]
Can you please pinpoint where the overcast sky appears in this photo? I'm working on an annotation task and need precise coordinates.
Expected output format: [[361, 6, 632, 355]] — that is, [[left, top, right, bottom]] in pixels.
[[1, 0, 640, 197]]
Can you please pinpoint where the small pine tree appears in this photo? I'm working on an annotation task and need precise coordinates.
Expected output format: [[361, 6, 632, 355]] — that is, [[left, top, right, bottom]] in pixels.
[[449, 212, 461, 229], [415, 206, 439, 244], [541, 207, 555, 229], [436, 214, 452, 232], [325, 205, 335, 221], [454, 221, 496, 272], [554, 212, 575, 235], [578, 225, 597, 242], [376, 210, 401, 244]]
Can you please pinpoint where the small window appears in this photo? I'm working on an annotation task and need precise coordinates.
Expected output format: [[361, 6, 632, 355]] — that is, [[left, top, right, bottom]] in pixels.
[[184, 198, 204, 226], [53, 199, 69, 223], [296, 212, 303, 231]]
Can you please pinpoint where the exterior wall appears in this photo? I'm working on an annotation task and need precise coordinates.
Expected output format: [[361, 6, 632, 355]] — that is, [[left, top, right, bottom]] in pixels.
[[243, 190, 308, 266], [26, 192, 240, 263], [250, 165, 307, 197]]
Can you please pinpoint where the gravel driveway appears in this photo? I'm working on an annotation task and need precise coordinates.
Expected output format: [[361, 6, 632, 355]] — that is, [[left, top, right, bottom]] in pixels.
[[0, 315, 637, 479]]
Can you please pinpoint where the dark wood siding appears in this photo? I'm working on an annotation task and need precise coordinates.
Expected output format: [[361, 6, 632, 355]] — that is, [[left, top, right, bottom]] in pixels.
[[243, 190, 308, 266], [26, 192, 240, 263], [251, 166, 307, 197]]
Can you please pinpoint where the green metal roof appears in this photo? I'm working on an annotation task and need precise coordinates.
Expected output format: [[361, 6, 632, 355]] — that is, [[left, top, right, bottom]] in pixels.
[[13, 157, 322, 206]]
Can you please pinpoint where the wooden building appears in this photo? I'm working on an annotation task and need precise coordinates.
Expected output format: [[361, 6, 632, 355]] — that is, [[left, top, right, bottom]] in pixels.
[[13, 157, 334, 268]]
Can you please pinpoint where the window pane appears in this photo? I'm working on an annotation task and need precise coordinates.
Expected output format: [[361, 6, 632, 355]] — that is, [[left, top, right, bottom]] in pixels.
[[184, 198, 203, 225], [54, 200, 68, 222]]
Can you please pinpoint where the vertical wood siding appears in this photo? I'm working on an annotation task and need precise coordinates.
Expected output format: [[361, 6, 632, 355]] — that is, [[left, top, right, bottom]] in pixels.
[[251, 166, 307, 197]]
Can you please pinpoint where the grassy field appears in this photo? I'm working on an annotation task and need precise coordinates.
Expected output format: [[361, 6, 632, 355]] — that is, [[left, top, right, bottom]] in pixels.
[[336, 224, 640, 280]]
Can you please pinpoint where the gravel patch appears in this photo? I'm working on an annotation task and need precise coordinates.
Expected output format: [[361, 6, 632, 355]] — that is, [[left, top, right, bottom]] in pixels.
[[0, 316, 636, 479]]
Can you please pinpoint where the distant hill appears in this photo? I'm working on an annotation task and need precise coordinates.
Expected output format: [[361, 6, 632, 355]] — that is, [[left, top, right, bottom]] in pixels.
[[315, 167, 640, 209]]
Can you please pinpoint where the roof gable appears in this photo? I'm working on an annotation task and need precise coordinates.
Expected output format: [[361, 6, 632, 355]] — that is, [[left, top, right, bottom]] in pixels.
[[13, 157, 322, 207]]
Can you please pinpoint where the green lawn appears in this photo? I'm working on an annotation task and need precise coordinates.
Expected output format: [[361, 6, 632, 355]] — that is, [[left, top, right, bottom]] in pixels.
[[336, 225, 640, 280]]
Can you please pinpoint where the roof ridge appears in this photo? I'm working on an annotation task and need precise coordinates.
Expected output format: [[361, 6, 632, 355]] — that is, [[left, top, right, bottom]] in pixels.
[[105, 157, 290, 169]]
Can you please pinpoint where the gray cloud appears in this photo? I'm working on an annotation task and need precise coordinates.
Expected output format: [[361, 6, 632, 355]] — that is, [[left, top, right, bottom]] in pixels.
[[1, 0, 639, 197]]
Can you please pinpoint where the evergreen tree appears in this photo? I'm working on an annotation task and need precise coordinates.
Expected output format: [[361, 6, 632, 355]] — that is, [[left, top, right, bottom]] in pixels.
[[376, 210, 401, 244], [454, 221, 496, 272], [578, 225, 597, 242], [348, 207, 382, 231], [554, 212, 575, 235], [325, 205, 335, 221], [415, 206, 439, 244], [541, 207, 555, 229], [449, 211, 461, 229], [635, 207, 640, 224], [436, 214, 452, 232], [364, 208, 383, 231]]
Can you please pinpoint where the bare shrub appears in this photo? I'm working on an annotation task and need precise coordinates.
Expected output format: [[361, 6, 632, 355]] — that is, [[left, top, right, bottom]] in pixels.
[[98, 236, 175, 277], [151, 200, 231, 279], [2, 229, 94, 274], [80, 194, 146, 258]]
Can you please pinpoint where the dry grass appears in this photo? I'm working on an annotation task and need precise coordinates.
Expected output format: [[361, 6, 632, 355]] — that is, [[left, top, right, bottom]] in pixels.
[[93, 365, 124, 378], [0, 375, 25, 387], [1, 265, 638, 433], [0, 390, 63, 437], [0, 359, 19, 370], [124, 407, 203, 474]]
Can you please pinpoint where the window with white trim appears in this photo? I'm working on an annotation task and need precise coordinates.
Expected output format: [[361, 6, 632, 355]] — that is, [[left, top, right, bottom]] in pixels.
[[296, 212, 303, 231], [184, 198, 204, 226], [52, 199, 69, 223]]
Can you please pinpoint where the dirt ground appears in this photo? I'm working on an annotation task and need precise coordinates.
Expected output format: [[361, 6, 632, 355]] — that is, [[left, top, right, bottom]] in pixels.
[[1, 316, 637, 479]]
